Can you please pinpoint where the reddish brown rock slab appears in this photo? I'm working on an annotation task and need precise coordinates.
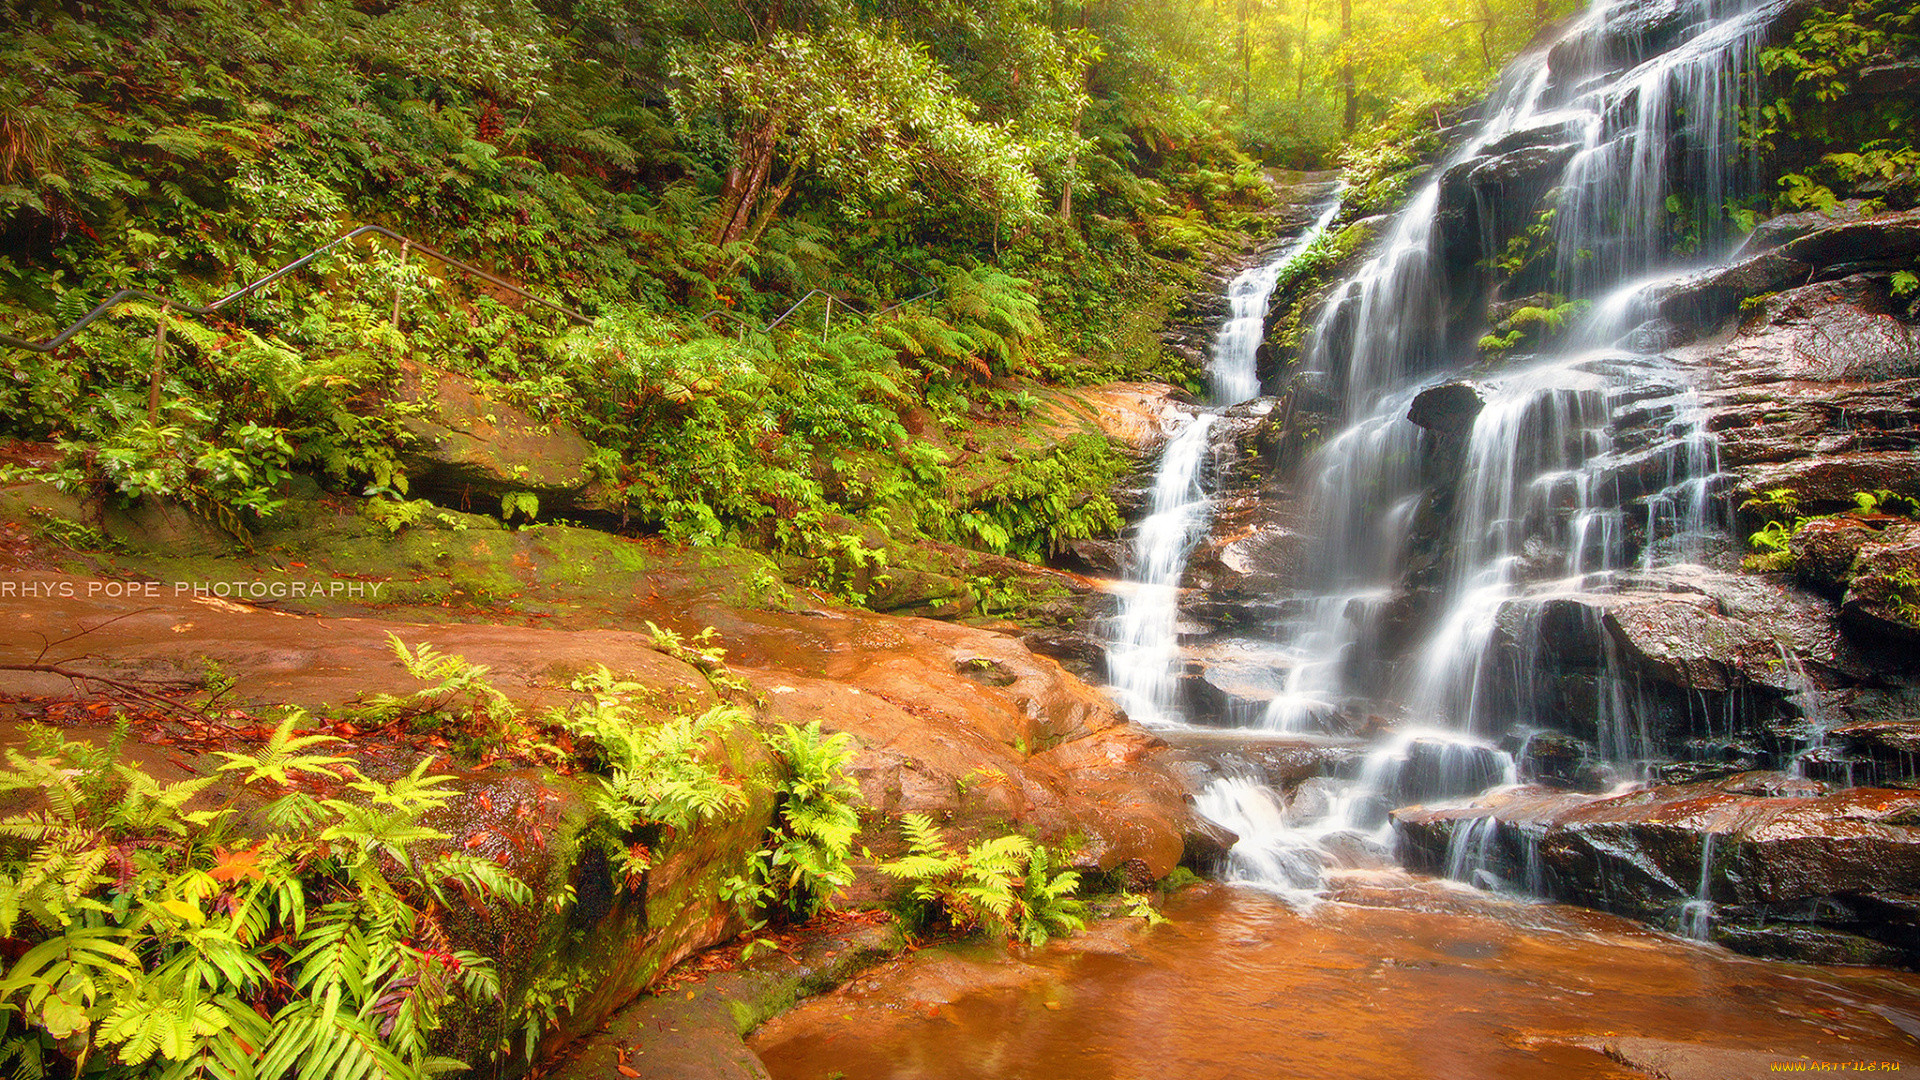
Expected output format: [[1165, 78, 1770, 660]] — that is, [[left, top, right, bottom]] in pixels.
[[1394, 777, 1920, 965], [0, 569, 718, 715], [0, 565, 1199, 879], [1588, 1037, 1843, 1080], [1035, 382, 1187, 453]]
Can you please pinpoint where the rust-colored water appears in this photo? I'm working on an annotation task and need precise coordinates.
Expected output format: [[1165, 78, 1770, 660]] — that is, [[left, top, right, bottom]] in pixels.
[[750, 882, 1920, 1080]]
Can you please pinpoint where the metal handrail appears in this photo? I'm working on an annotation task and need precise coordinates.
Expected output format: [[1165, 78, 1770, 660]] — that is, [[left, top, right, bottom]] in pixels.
[[764, 288, 839, 331], [0, 224, 590, 353]]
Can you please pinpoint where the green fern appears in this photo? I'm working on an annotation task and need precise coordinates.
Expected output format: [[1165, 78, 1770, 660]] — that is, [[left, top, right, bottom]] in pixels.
[[875, 814, 1085, 946]]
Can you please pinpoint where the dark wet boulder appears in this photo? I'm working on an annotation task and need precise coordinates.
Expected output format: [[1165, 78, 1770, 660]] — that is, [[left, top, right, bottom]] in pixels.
[[1058, 536, 1127, 575], [1390, 738, 1511, 805], [1435, 145, 1579, 268], [1780, 205, 1920, 267], [1830, 716, 1920, 787], [1469, 143, 1581, 193], [1185, 655, 1288, 724], [1395, 777, 1920, 967], [1858, 60, 1920, 96], [1188, 521, 1311, 606], [1407, 380, 1486, 436], [1739, 202, 1878, 253], [1482, 117, 1590, 158], [1513, 732, 1611, 792], [1656, 249, 1812, 327]]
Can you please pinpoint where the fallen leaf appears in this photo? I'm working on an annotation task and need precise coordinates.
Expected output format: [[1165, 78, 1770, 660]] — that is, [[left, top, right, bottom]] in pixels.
[[617, 1068, 640, 1078]]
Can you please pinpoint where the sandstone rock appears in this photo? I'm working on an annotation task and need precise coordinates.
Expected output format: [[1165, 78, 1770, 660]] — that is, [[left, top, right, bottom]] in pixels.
[[1601, 594, 1769, 693], [396, 367, 595, 508], [1841, 520, 1920, 651], [1789, 514, 1879, 597], [1394, 777, 1920, 967], [1733, 452, 1920, 520]]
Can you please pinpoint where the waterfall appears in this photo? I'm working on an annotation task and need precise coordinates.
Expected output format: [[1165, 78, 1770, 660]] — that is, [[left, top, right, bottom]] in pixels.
[[1679, 832, 1718, 940], [1106, 413, 1220, 726], [1106, 200, 1341, 727], [1278, 0, 1773, 744], [1178, 0, 1788, 899], [1213, 198, 1344, 405]]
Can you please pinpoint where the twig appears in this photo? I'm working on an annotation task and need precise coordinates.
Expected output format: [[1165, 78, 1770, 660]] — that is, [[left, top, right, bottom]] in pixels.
[[0, 661, 212, 721], [24, 606, 158, 666]]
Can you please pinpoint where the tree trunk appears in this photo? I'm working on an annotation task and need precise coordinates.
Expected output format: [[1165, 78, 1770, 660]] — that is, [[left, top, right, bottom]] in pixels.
[[1340, 0, 1357, 133], [1295, 1, 1310, 102], [711, 116, 780, 249], [1238, 0, 1251, 114]]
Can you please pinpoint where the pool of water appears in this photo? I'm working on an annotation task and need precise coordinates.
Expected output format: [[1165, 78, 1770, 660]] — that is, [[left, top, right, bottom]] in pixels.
[[751, 880, 1920, 1079]]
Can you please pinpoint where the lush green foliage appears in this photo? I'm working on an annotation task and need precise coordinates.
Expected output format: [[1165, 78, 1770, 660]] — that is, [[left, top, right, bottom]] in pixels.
[[1750, 0, 1920, 212], [876, 813, 1087, 947], [0, 0, 1574, 603], [0, 720, 528, 1080], [0, 629, 879, 1077], [1738, 487, 1920, 572], [730, 721, 864, 924]]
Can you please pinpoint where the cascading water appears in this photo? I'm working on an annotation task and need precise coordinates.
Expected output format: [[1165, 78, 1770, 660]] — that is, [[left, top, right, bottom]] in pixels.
[[1106, 413, 1221, 726], [1212, 199, 1345, 404], [1679, 832, 1718, 939], [1163, 0, 1791, 898], [1106, 199, 1340, 727]]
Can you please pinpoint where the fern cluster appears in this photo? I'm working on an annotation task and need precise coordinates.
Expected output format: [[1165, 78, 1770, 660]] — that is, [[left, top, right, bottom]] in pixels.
[[876, 814, 1087, 948], [356, 636, 521, 757], [731, 722, 863, 924], [0, 719, 531, 1080], [550, 668, 748, 888]]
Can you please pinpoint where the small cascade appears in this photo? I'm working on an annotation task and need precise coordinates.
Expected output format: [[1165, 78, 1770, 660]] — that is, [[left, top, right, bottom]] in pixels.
[[1107, 413, 1220, 726], [1212, 198, 1344, 405], [1776, 644, 1861, 785], [1193, 775, 1329, 902], [1106, 196, 1341, 727], [1679, 832, 1718, 940]]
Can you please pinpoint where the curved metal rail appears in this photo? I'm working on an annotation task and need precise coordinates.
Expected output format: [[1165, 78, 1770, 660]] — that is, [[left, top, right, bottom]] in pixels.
[[0, 224, 591, 353]]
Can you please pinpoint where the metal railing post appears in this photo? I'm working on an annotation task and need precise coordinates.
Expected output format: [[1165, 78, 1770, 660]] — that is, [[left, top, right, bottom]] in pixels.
[[391, 240, 411, 329], [145, 302, 172, 424]]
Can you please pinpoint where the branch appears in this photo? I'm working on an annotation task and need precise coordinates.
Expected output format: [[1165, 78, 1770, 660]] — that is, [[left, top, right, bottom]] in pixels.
[[24, 607, 157, 666], [0, 661, 212, 721]]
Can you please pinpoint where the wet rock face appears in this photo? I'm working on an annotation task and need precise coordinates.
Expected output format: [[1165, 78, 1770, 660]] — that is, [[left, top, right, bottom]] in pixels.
[[1406, 381, 1485, 436], [1682, 271, 1920, 521], [1395, 776, 1920, 967], [1842, 520, 1920, 650], [395, 366, 597, 509], [1790, 516, 1881, 597]]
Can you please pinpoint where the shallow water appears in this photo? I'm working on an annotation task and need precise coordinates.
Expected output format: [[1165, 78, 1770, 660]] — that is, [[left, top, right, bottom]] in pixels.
[[751, 882, 1920, 1080]]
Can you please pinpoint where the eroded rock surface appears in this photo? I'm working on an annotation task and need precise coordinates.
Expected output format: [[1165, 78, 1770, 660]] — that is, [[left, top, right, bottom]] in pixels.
[[1396, 775, 1920, 966]]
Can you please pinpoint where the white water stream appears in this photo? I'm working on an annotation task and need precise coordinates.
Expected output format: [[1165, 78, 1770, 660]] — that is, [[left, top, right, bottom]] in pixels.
[[1105, 199, 1340, 728]]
